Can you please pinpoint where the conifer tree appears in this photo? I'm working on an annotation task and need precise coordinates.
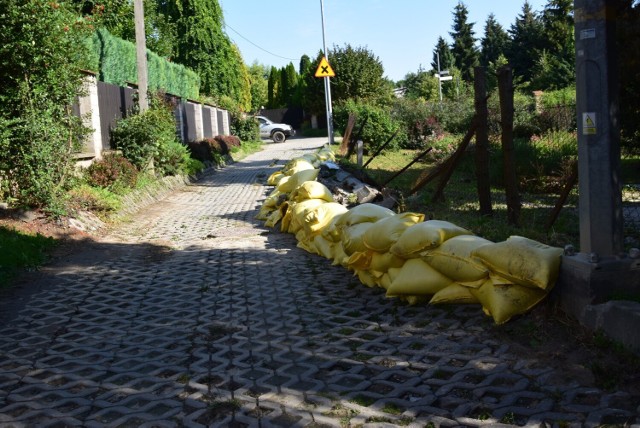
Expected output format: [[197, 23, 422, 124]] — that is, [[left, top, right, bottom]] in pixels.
[[480, 14, 509, 68], [507, 1, 545, 84], [431, 36, 454, 72], [449, 2, 479, 82]]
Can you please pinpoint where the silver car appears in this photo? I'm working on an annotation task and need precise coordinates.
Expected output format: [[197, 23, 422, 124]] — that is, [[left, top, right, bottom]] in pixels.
[[257, 115, 295, 143]]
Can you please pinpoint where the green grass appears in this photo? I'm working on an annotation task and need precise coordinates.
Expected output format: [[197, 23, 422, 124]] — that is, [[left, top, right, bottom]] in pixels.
[[0, 226, 57, 287], [338, 138, 580, 248]]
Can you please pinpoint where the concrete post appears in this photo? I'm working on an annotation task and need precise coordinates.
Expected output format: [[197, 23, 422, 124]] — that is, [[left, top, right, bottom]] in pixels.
[[194, 103, 204, 141], [556, 0, 640, 332], [222, 110, 230, 136], [210, 107, 219, 136], [77, 74, 103, 160], [574, 0, 623, 257]]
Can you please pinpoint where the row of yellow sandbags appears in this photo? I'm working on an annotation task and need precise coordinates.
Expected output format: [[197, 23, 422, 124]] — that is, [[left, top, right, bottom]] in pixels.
[[257, 149, 563, 324]]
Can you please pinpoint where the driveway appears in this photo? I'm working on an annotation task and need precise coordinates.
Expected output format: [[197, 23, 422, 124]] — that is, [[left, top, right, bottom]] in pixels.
[[0, 137, 638, 427]]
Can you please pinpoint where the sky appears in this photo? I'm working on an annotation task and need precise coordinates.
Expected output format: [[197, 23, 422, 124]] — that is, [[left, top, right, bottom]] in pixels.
[[218, 0, 549, 82]]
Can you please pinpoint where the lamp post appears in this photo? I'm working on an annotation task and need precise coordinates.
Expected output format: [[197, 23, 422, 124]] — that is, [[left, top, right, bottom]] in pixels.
[[320, 0, 334, 145]]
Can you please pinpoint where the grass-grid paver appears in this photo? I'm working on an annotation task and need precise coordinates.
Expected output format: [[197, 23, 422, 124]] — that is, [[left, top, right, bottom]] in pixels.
[[0, 138, 638, 427]]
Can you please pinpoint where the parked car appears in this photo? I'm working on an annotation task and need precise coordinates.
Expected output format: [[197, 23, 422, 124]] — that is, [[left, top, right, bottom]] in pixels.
[[257, 116, 295, 143]]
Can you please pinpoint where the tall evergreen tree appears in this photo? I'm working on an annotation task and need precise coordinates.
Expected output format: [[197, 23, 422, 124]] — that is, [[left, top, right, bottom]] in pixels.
[[299, 55, 312, 75], [431, 36, 454, 72], [162, 0, 251, 110], [480, 14, 509, 68], [449, 2, 479, 81], [507, 1, 545, 84], [530, 0, 574, 89], [267, 66, 280, 109], [280, 63, 299, 107]]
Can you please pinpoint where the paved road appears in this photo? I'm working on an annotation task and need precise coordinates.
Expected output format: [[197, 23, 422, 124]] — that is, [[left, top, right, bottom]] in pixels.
[[1, 137, 638, 427]]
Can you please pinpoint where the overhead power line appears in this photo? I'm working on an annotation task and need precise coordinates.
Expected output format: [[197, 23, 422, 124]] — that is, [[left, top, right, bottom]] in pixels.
[[224, 23, 298, 61]]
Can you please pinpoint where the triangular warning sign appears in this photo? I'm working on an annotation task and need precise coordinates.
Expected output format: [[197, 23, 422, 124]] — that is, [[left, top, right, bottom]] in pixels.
[[315, 57, 335, 78], [585, 115, 595, 127]]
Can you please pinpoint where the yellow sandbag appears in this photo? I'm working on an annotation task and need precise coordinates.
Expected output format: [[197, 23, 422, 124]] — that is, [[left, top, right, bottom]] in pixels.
[[355, 269, 378, 288], [423, 235, 492, 286], [290, 181, 334, 203], [335, 203, 395, 228], [341, 222, 374, 255], [430, 283, 480, 305], [267, 171, 285, 186], [386, 258, 453, 297], [312, 234, 335, 259], [332, 242, 349, 267], [469, 279, 547, 324], [346, 251, 371, 271], [285, 199, 326, 234], [369, 251, 406, 273], [390, 220, 473, 259], [363, 212, 425, 253], [321, 215, 344, 243], [265, 206, 285, 228], [302, 203, 349, 236], [256, 204, 274, 221], [377, 273, 393, 290], [277, 169, 319, 193], [274, 175, 291, 193], [263, 191, 282, 208], [471, 236, 563, 290], [282, 158, 315, 175]]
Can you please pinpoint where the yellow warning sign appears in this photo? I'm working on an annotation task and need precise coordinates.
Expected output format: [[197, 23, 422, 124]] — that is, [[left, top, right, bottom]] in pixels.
[[315, 57, 335, 78], [582, 112, 597, 135]]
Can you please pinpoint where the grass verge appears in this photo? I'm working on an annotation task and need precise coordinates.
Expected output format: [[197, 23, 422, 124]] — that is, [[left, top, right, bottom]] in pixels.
[[0, 227, 57, 287]]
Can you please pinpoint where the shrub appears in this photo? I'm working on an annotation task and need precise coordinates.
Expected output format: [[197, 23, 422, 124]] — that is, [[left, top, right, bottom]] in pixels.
[[392, 98, 442, 150], [86, 152, 138, 193], [333, 100, 401, 153], [66, 184, 122, 214], [110, 98, 193, 176], [231, 114, 260, 142]]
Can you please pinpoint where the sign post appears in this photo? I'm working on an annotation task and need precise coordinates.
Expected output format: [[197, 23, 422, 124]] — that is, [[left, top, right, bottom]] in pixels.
[[319, 0, 334, 145]]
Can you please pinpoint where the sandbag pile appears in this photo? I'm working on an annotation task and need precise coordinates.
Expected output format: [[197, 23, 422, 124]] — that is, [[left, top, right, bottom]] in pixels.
[[258, 148, 563, 324]]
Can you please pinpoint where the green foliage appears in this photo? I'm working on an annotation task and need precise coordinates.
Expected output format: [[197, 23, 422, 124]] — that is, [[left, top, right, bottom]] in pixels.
[[267, 66, 280, 108], [401, 69, 438, 101], [86, 152, 138, 193], [248, 62, 268, 113], [480, 14, 509, 68], [0, 226, 56, 287], [110, 99, 191, 176], [231, 114, 259, 142], [90, 28, 200, 99], [166, 0, 251, 110], [433, 97, 475, 134], [449, 2, 479, 82], [507, 2, 545, 84], [66, 183, 122, 213], [0, 0, 93, 209], [431, 36, 455, 71], [392, 98, 443, 150], [333, 100, 401, 153], [329, 44, 393, 106]]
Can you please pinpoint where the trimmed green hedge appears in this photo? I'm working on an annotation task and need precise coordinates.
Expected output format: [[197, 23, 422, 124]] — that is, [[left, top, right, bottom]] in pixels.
[[87, 28, 200, 100]]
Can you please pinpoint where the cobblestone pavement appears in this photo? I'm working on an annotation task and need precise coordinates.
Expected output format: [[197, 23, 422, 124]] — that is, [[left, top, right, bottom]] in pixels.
[[1, 137, 639, 427]]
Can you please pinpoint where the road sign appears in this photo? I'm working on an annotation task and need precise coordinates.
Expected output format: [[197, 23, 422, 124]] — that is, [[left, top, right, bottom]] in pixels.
[[439, 75, 453, 81], [315, 57, 335, 78]]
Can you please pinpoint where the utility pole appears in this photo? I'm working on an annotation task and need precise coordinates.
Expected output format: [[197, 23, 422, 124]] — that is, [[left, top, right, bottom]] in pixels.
[[319, 0, 334, 145], [134, 0, 148, 112]]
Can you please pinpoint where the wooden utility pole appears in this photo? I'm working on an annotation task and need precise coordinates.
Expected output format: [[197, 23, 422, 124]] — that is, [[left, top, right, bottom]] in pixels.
[[474, 66, 492, 216], [497, 66, 521, 226], [134, 0, 148, 112]]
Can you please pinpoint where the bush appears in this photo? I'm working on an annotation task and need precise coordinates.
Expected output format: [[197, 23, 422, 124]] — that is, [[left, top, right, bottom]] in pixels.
[[110, 99, 193, 176], [392, 98, 443, 150], [333, 100, 401, 153], [431, 98, 475, 135], [231, 114, 260, 142], [86, 152, 138, 193]]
